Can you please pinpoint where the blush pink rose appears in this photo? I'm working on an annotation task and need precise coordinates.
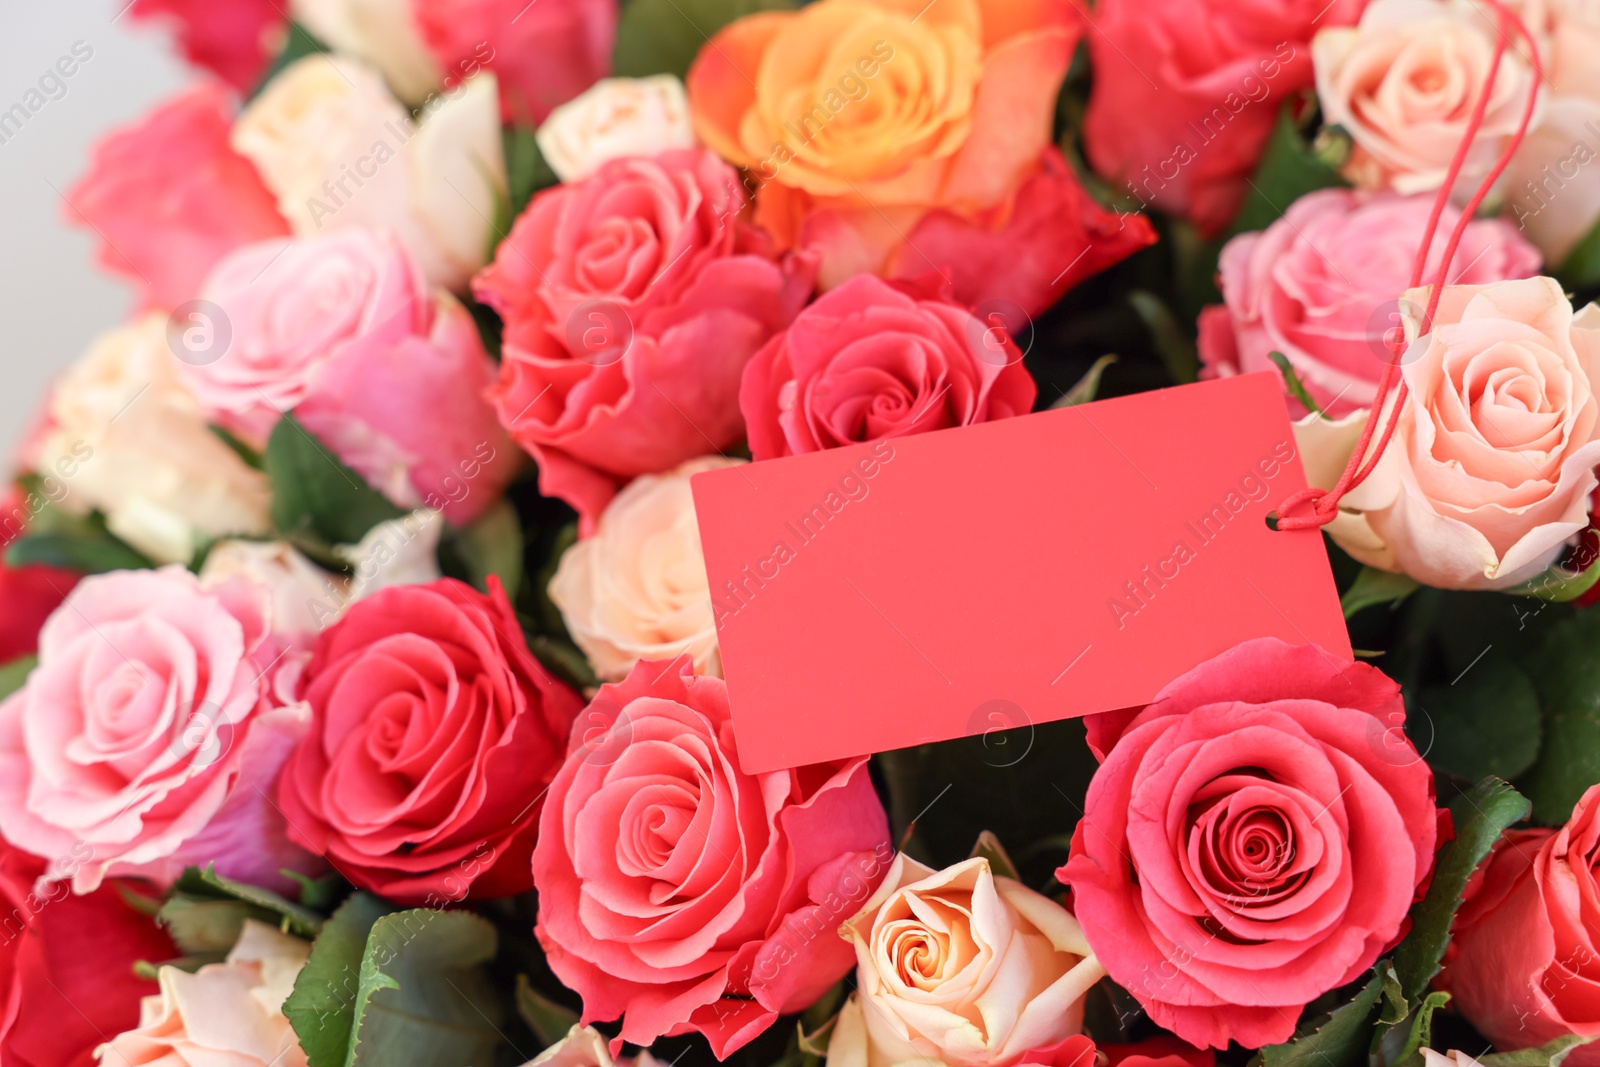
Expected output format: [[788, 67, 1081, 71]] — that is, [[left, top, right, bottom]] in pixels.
[[1447, 783, 1600, 1066], [277, 578, 584, 905], [412, 0, 617, 124], [740, 274, 1037, 460], [532, 656, 892, 1056], [65, 85, 290, 311], [1060, 638, 1440, 1050], [474, 148, 814, 531], [129, 0, 287, 93], [183, 229, 519, 526], [0, 567, 317, 894], [1200, 189, 1541, 417], [1083, 0, 1366, 235]]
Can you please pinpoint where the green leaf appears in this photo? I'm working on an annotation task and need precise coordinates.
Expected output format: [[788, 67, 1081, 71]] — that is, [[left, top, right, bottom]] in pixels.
[[1392, 778, 1530, 1001], [346, 909, 502, 1067], [209, 424, 265, 470], [1342, 568, 1421, 619], [1228, 101, 1348, 236], [158, 895, 269, 956], [1128, 290, 1199, 385], [613, 0, 798, 81], [1255, 968, 1386, 1067], [283, 871, 349, 913], [502, 125, 557, 224], [6, 521, 153, 574], [1481, 1035, 1598, 1067], [1508, 551, 1600, 604], [514, 974, 580, 1048], [1371, 991, 1450, 1067], [252, 22, 328, 100], [1525, 608, 1600, 823], [1557, 211, 1600, 292], [0, 656, 35, 701], [172, 865, 325, 939], [265, 414, 405, 548], [1269, 351, 1326, 417], [1416, 659, 1542, 782], [1376, 961, 1408, 1028], [448, 499, 524, 600], [969, 831, 1021, 880], [1051, 355, 1118, 408], [285, 893, 396, 1067], [527, 634, 599, 693]]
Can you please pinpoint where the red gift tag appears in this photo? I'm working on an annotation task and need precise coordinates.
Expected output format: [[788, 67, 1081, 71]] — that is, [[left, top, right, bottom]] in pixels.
[[692, 372, 1350, 773]]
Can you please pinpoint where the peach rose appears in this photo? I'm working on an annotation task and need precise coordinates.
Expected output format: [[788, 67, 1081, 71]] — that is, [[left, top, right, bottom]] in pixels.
[[834, 854, 1104, 1067], [97, 920, 311, 1067], [536, 75, 697, 182], [1294, 276, 1600, 589], [686, 0, 1151, 313], [1313, 0, 1538, 195], [548, 456, 733, 681]]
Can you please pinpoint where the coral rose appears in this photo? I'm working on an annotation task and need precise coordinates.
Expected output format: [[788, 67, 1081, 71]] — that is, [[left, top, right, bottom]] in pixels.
[[1200, 189, 1541, 417], [829, 854, 1104, 1067], [1293, 277, 1600, 589], [65, 84, 290, 311], [1060, 638, 1439, 1049], [278, 578, 583, 904], [128, 0, 287, 93], [1083, 0, 1364, 235], [549, 456, 734, 681], [181, 228, 519, 526], [532, 656, 892, 1056], [474, 148, 813, 531], [0, 567, 316, 893], [1313, 0, 1538, 195], [1448, 783, 1600, 1065], [740, 274, 1036, 460], [536, 75, 697, 183], [687, 0, 1152, 312]]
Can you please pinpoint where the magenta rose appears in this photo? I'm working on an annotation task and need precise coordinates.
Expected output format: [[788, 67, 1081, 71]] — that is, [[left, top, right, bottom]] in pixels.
[[532, 656, 892, 1056], [0, 567, 316, 894], [1059, 638, 1440, 1049], [1447, 784, 1600, 1065], [1200, 189, 1541, 417], [740, 274, 1037, 460], [1082, 0, 1364, 235], [278, 578, 583, 905], [65, 84, 290, 311], [183, 228, 519, 525], [474, 148, 814, 531]]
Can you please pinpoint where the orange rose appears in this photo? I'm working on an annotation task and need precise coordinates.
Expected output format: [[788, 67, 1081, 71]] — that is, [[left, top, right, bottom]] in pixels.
[[687, 0, 1153, 315]]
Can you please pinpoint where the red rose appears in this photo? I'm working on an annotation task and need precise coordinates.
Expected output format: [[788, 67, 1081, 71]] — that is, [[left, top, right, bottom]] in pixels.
[[0, 488, 77, 664], [1082, 0, 1365, 235], [1447, 784, 1600, 1064], [65, 85, 290, 311], [1101, 1037, 1216, 1067], [739, 274, 1037, 460], [129, 0, 286, 93], [0, 845, 174, 1067], [278, 578, 583, 905], [1059, 638, 1439, 1049], [474, 148, 813, 531], [532, 656, 892, 1056]]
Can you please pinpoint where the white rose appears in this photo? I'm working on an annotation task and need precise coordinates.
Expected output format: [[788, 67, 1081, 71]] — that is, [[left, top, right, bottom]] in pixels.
[[233, 55, 505, 292], [334, 508, 445, 601], [31, 314, 272, 565], [200, 539, 349, 635], [548, 456, 732, 681], [536, 75, 697, 182], [290, 0, 442, 104], [518, 1025, 666, 1067]]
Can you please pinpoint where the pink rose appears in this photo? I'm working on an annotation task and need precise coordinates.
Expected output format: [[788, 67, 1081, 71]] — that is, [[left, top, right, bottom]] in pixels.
[[65, 85, 290, 311], [183, 229, 519, 526], [1200, 189, 1541, 417], [740, 274, 1037, 460], [1447, 783, 1600, 1065], [1083, 0, 1365, 235], [1060, 638, 1439, 1050], [0, 567, 316, 893], [278, 578, 584, 905], [532, 656, 892, 1056], [474, 148, 813, 531], [129, 0, 287, 93], [413, 0, 617, 124]]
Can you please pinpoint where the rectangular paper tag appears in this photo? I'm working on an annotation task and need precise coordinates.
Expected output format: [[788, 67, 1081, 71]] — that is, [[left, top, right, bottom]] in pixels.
[[692, 372, 1350, 773]]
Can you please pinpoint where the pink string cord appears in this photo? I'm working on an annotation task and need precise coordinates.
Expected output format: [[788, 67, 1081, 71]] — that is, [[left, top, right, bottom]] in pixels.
[[1274, 0, 1544, 531]]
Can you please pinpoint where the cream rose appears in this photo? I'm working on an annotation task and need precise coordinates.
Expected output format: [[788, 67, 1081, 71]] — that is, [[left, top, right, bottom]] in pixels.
[[831, 854, 1104, 1067], [233, 54, 504, 292], [200, 539, 349, 636], [29, 314, 271, 565], [1294, 276, 1600, 589], [97, 920, 311, 1067], [536, 75, 697, 182], [1313, 0, 1537, 195], [547, 456, 734, 680], [290, 0, 443, 104], [519, 1025, 665, 1067]]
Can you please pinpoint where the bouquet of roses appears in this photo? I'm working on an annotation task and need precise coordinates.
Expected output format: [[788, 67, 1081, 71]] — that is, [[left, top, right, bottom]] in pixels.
[[4, 0, 1600, 1065]]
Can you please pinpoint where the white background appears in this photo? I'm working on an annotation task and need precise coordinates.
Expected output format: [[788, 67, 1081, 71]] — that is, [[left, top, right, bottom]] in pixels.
[[0, 2, 189, 464]]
